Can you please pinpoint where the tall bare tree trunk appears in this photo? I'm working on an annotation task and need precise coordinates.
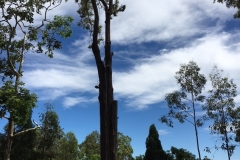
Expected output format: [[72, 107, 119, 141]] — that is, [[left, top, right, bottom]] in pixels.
[[91, 0, 117, 159]]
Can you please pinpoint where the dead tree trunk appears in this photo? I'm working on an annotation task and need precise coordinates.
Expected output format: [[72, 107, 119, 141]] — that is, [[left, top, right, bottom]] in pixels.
[[91, 0, 117, 159]]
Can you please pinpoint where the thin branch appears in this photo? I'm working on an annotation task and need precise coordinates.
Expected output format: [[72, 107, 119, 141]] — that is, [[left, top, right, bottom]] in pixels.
[[2, 115, 9, 120], [99, 0, 108, 10], [13, 126, 39, 137]]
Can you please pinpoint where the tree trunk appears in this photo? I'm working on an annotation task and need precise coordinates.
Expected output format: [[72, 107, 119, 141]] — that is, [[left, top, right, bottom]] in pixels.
[[192, 93, 201, 160], [91, 0, 117, 159], [4, 118, 14, 160]]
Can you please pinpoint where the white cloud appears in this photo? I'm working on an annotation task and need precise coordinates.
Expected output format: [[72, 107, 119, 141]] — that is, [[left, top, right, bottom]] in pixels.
[[110, 0, 235, 44], [63, 97, 97, 109], [113, 32, 240, 110], [158, 129, 170, 136]]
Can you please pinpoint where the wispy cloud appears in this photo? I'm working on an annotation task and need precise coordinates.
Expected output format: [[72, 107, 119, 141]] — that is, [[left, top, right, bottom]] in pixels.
[[63, 97, 97, 109], [158, 129, 170, 136]]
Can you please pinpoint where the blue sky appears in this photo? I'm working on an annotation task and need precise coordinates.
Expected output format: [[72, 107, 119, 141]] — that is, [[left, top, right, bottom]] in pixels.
[[1, 0, 240, 159]]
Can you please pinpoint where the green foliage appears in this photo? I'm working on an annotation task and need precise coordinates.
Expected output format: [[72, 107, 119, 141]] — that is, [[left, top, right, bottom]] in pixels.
[[78, 131, 100, 160], [55, 132, 79, 160], [135, 155, 144, 160], [36, 15, 73, 58], [144, 124, 166, 160], [117, 132, 133, 160], [78, 131, 133, 160], [203, 66, 239, 158], [169, 147, 196, 160], [0, 80, 37, 125], [213, 0, 240, 18]]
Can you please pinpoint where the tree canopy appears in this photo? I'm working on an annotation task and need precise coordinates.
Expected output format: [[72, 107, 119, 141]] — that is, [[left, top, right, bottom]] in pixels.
[[78, 130, 133, 160]]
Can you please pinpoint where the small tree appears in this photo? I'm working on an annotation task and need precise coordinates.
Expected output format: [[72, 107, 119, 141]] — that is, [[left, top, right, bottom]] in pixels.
[[144, 124, 166, 160], [159, 61, 206, 160], [203, 66, 239, 160]]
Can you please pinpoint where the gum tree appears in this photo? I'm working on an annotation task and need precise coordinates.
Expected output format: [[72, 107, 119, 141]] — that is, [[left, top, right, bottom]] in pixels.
[[0, 0, 73, 159], [203, 66, 239, 160], [159, 61, 207, 160], [75, 0, 125, 159]]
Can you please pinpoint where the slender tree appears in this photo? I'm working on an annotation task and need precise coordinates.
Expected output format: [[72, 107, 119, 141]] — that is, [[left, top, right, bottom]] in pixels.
[[159, 61, 207, 160], [75, 1, 125, 159], [0, 1, 73, 159], [144, 124, 166, 160], [203, 66, 239, 160]]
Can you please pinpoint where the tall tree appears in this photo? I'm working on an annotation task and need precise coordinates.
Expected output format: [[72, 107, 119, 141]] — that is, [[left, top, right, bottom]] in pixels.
[[144, 124, 166, 160], [55, 132, 79, 160], [35, 103, 64, 160], [75, 1, 125, 159], [78, 131, 133, 160], [0, 0, 73, 159], [203, 66, 239, 160], [159, 61, 207, 160]]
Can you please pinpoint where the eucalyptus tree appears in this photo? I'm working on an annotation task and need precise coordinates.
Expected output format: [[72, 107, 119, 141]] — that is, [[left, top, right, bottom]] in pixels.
[[159, 61, 207, 160], [0, 0, 73, 159], [203, 66, 239, 160], [75, 0, 125, 159]]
